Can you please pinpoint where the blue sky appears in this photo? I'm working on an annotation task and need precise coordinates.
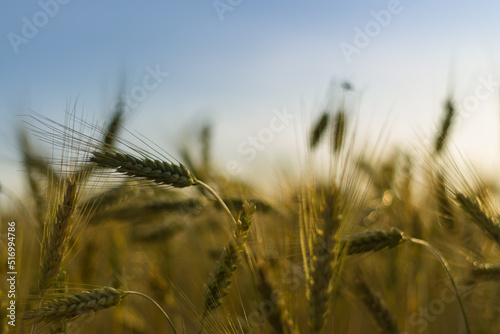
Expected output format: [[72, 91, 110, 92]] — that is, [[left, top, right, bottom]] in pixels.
[[1, 1, 500, 194]]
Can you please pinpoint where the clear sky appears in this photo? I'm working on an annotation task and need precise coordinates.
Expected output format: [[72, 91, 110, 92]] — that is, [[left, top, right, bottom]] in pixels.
[[1, 1, 500, 194]]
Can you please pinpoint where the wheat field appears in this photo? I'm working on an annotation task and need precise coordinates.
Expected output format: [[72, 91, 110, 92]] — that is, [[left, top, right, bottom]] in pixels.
[[2, 89, 500, 333]]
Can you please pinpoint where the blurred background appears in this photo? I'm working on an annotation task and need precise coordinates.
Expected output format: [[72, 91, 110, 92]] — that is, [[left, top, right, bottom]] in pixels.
[[1, 0, 500, 196]]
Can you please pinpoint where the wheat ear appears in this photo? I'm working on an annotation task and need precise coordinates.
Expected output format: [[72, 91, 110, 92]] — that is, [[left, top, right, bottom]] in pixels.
[[310, 112, 330, 149], [435, 97, 455, 155], [332, 109, 345, 154], [25, 287, 178, 333], [255, 260, 295, 334], [468, 261, 500, 281], [202, 202, 255, 316], [436, 171, 454, 229], [353, 272, 398, 334], [25, 287, 128, 323], [307, 191, 342, 333], [39, 176, 78, 292], [455, 192, 500, 246], [198, 202, 254, 332], [90, 150, 195, 188], [102, 104, 124, 148], [90, 150, 239, 227], [341, 228, 405, 255]]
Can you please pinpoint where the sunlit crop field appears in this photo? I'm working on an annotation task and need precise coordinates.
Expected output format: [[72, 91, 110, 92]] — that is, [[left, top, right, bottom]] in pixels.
[[2, 88, 500, 334]]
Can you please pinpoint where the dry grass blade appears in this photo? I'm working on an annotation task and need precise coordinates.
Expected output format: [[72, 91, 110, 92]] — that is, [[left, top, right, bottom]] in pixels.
[[310, 112, 330, 149], [455, 193, 500, 246], [90, 150, 195, 188]]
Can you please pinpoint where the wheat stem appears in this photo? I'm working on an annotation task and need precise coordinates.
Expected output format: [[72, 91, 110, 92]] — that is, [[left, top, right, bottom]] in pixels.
[[455, 193, 500, 246], [126, 291, 178, 334], [194, 179, 238, 227], [406, 237, 470, 334]]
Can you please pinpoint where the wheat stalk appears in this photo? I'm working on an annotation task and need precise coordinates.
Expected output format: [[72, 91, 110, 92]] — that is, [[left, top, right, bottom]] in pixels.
[[406, 237, 470, 334], [202, 202, 255, 313]]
